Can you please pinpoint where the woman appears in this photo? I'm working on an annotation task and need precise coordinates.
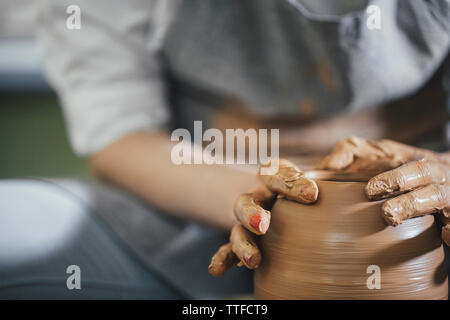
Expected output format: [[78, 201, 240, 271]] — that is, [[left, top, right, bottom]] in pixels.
[[0, 0, 449, 299]]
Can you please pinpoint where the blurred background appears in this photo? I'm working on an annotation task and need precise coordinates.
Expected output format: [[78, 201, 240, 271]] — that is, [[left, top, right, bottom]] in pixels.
[[0, 0, 91, 179], [1, 0, 449, 181]]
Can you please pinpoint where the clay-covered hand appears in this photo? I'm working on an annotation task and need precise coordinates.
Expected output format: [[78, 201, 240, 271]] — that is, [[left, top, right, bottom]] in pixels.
[[208, 159, 319, 277], [318, 136, 450, 245]]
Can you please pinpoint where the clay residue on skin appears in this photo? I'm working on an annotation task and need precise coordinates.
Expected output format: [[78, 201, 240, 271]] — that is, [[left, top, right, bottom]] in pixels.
[[317, 136, 441, 174], [208, 243, 238, 277], [230, 224, 261, 269], [234, 194, 271, 235], [261, 159, 318, 204]]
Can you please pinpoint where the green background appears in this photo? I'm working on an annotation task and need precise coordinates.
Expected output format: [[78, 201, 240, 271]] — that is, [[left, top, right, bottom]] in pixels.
[[0, 93, 92, 180]]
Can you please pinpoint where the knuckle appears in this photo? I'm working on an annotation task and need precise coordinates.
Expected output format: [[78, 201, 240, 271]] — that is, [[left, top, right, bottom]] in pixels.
[[430, 184, 450, 208]]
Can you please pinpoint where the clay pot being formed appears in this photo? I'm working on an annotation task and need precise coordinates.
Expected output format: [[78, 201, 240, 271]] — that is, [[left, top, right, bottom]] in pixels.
[[254, 172, 448, 300]]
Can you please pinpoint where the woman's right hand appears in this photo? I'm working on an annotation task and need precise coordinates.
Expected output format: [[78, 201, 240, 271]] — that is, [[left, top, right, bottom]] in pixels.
[[208, 159, 319, 277], [318, 136, 450, 244], [209, 137, 450, 277]]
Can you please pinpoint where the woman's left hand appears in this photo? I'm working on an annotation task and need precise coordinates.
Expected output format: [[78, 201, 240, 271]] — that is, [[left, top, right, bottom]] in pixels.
[[318, 136, 450, 245]]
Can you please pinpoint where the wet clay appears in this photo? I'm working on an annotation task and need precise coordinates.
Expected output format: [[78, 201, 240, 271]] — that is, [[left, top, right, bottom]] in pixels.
[[234, 193, 272, 235], [230, 224, 262, 269], [260, 159, 318, 204], [365, 159, 449, 201], [254, 175, 448, 299]]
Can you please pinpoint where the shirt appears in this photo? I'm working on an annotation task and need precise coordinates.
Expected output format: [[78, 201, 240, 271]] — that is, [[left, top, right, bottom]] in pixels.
[[37, 0, 450, 156]]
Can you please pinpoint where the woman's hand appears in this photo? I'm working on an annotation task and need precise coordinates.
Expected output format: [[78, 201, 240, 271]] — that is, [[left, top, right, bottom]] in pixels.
[[209, 136, 450, 277], [319, 136, 450, 244], [208, 159, 319, 277]]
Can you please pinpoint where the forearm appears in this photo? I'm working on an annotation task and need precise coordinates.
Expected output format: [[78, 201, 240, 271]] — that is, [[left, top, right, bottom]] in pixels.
[[90, 130, 259, 230]]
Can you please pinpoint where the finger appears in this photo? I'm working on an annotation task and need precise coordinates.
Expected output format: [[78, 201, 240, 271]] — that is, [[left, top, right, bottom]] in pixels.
[[230, 224, 262, 269], [234, 193, 271, 235], [318, 136, 387, 170], [366, 159, 448, 200], [260, 158, 319, 204], [381, 184, 450, 226], [345, 158, 399, 174], [251, 183, 275, 207], [317, 139, 354, 170], [376, 139, 443, 164], [208, 243, 238, 277], [442, 223, 450, 246]]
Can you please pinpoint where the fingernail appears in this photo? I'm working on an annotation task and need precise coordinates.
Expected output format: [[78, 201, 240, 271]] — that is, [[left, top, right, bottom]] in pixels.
[[242, 254, 250, 266], [245, 253, 261, 269], [300, 182, 319, 203], [249, 214, 270, 234]]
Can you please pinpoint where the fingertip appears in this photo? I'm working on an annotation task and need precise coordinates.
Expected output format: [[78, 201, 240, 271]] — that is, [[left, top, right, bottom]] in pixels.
[[309, 180, 319, 202], [296, 180, 319, 204], [244, 251, 262, 269], [381, 200, 402, 226], [365, 177, 387, 200], [208, 264, 222, 278], [247, 212, 270, 235], [319, 143, 354, 170], [365, 169, 401, 200], [328, 152, 353, 170]]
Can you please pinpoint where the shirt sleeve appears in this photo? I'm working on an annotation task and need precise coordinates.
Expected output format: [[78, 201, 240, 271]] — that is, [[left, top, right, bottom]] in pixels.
[[37, 0, 172, 156]]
